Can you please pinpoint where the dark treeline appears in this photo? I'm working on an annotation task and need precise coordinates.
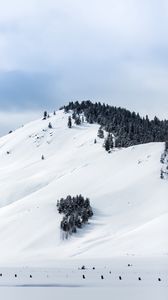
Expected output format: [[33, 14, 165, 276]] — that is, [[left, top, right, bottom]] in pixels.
[[61, 101, 168, 147], [57, 195, 93, 239]]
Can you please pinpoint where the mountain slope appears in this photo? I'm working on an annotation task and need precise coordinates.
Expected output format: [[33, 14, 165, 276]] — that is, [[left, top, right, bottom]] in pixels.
[[0, 110, 167, 265]]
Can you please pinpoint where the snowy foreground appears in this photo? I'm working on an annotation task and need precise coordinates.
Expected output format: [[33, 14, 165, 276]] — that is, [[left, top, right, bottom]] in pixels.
[[0, 258, 167, 299], [0, 110, 167, 298], [0, 286, 167, 300]]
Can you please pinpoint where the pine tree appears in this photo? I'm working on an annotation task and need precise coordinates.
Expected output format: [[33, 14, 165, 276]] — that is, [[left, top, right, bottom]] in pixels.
[[43, 111, 47, 120], [74, 116, 81, 125], [104, 138, 110, 152], [68, 116, 72, 128], [107, 133, 114, 149], [165, 141, 168, 152], [104, 133, 114, 152], [48, 122, 52, 129], [72, 112, 76, 120], [97, 127, 104, 138]]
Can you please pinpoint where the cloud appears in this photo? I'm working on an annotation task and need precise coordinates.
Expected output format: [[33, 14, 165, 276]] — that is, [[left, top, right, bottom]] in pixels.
[[0, 0, 168, 123], [0, 71, 62, 110]]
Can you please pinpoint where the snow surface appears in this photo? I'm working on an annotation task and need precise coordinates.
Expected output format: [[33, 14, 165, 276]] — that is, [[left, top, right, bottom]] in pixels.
[[0, 110, 167, 265], [0, 258, 167, 299], [0, 286, 167, 300]]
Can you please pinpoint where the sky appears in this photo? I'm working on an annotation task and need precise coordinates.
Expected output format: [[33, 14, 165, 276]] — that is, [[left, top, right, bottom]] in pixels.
[[0, 0, 168, 135]]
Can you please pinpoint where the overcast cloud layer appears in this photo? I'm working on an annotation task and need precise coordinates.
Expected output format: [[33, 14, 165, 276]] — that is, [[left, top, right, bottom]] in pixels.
[[0, 0, 168, 135]]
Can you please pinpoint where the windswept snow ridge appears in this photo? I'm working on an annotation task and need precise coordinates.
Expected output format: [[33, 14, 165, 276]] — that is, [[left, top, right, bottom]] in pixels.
[[0, 110, 167, 265]]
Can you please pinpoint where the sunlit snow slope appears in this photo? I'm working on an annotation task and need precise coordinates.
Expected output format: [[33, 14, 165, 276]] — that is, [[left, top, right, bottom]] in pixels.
[[0, 110, 167, 264]]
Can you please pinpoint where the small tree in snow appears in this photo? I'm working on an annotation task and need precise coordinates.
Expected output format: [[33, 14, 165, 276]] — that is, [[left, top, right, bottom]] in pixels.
[[68, 116, 72, 128], [48, 122, 52, 129], [104, 137, 110, 152], [43, 111, 47, 120], [104, 133, 114, 152], [97, 127, 104, 139], [160, 169, 164, 179]]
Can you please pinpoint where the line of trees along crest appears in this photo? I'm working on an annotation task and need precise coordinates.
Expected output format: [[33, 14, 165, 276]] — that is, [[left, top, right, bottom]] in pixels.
[[62, 101, 168, 147]]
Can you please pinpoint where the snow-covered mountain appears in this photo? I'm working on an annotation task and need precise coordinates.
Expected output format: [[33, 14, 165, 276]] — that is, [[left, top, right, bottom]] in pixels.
[[0, 109, 167, 265]]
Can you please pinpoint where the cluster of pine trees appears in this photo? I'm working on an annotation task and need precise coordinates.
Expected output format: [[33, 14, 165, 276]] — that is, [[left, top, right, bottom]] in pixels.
[[97, 128, 114, 151], [104, 133, 114, 152], [42, 111, 55, 129], [160, 142, 168, 179], [61, 101, 168, 147], [42, 111, 50, 120], [57, 195, 93, 239], [67, 112, 85, 128]]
